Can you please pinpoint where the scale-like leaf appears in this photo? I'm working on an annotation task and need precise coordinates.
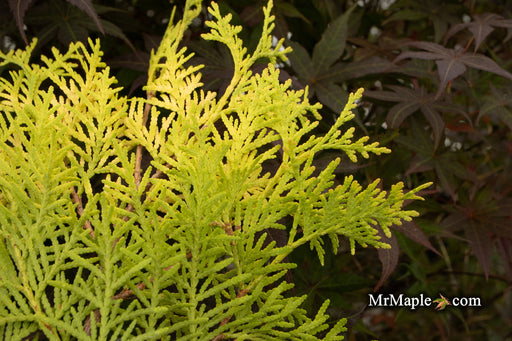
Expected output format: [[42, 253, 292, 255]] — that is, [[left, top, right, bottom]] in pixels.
[[0, 1, 430, 338]]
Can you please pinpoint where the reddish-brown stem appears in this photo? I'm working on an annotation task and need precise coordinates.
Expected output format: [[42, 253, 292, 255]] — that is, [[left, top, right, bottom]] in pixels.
[[121, 166, 168, 223], [463, 36, 474, 54], [134, 90, 155, 189], [111, 281, 148, 300], [71, 187, 94, 238], [83, 309, 101, 336], [212, 289, 249, 340], [209, 221, 250, 340]]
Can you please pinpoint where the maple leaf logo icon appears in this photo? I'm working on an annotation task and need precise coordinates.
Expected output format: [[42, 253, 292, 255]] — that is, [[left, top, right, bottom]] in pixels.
[[433, 294, 451, 310]]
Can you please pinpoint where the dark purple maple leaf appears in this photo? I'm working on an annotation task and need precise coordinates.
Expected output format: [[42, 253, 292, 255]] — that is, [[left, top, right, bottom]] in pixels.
[[364, 85, 464, 148], [8, 0, 33, 44], [478, 84, 512, 130], [374, 226, 399, 292], [441, 189, 512, 279], [286, 6, 391, 117], [66, 0, 104, 35], [393, 41, 512, 99], [8, 0, 104, 44], [373, 187, 438, 291], [445, 13, 512, 51]]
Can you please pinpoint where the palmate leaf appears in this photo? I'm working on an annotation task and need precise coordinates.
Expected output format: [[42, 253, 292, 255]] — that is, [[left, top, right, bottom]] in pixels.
[[275, 1, 311, 24], [384, 0, 461, 42], [319, 57, 394, 85], [188, 41, 237, 94], [395, 59, 437, 81], [393, 221, 439, 255], [311, 4, 356, 75], [374, 226, 399, 291], [445, 13, 512, 52], [364, 85, 464, 148], [107, 34, 161, 94], [374, 200, 439, 291], [348, 36, 407, 62], [478, 84, 512, 130], [108, 51, 150, 73], [394, 41, 512, 99], [285, 5, 354, 103], [286, 40, 313, 83], [497, 238, 512, 280], [8, 0, 104, 44], [441, 188, 512, 280], [315, 82, 348, 115], [66, 0, 104, 35], [464, 221, 493, 280], [311, 0, 338, 20], [286, 6, 391, 114], [11, 0, 133, 50], [394, 118, 475, 199]]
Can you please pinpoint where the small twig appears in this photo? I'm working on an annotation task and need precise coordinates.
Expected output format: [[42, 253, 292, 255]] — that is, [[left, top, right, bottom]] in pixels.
[[209, 221, 250, 340], [112, 282, 148, 300], [463, 36, 475, 54], [134, 91, 155, 189], [122, 165, 169, 222], [111, 264, 177, 301], [70, 187, 94, 238], [212, 288, 249, 341], [210, 221, 236, 246], [83, 309, 101, 336]]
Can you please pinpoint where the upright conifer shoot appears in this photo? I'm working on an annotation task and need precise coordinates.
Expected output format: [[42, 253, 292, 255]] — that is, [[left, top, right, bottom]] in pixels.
[[0, 0, 430, 339]]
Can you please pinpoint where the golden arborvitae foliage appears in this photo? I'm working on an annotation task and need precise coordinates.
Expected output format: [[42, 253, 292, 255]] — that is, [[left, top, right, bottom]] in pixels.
[[0, 0, 430, 339]]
